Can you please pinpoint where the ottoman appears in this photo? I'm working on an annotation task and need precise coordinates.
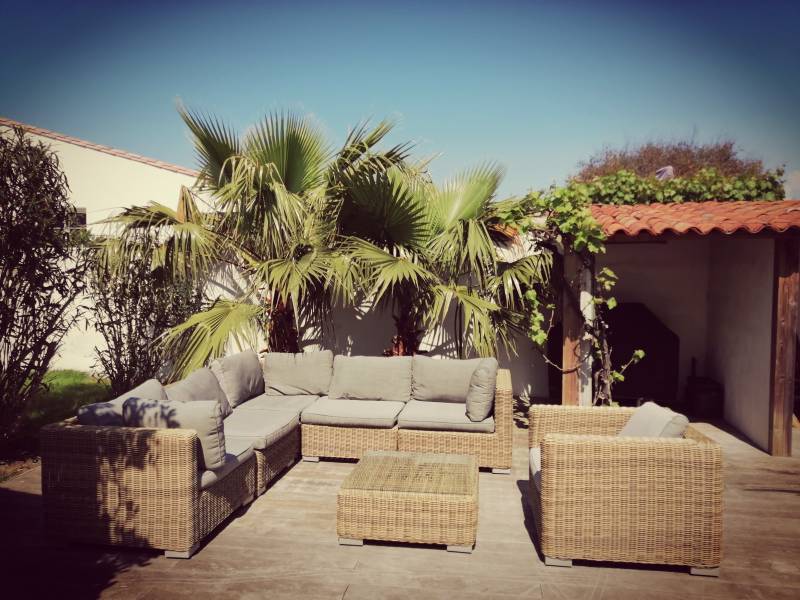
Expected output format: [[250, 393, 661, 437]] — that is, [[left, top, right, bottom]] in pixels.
[[336, 450, 478, 553]]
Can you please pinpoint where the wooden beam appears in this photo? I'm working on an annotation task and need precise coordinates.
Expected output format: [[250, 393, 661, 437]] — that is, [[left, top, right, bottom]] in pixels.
[[562, 250, 582, 405], [769, 237, 799, 456]]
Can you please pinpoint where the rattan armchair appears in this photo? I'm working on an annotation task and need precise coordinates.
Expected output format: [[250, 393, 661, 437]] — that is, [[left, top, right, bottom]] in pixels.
[[527, 405, 723, 576], [40, 419, 257, 558]]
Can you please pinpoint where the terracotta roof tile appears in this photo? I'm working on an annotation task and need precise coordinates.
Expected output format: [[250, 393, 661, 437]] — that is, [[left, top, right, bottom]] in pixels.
[[591, 200, 800, 238], [0, 116, 199, 177]]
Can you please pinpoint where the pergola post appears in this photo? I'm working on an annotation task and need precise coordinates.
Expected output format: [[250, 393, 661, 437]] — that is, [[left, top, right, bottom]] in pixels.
[[562, 251, 593, 406], [768, 236, 799, 456]]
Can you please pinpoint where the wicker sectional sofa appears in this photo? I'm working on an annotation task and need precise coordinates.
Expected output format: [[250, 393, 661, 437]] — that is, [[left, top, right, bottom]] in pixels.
[[41, 350, 511, 557]]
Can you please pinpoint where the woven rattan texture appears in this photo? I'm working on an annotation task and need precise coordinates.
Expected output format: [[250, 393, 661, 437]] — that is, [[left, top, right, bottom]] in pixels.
[[527, 405, 723, 569], [397, 369, 513, 470], [254, 425, 300, 494], [41, 418, 254, 553], [337, 451, 478, 546]]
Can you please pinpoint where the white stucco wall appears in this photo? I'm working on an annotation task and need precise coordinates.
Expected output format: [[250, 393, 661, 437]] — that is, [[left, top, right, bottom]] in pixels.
[[23, 134, 198, 230], [598, 238, 712, 397], [320, 303, 548, 398], [706, 238, 774, 451], [14, 131, 199, 372]]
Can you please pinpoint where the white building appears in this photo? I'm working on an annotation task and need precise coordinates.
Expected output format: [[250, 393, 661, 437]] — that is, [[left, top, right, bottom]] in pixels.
[[1, 117, 199, 372]]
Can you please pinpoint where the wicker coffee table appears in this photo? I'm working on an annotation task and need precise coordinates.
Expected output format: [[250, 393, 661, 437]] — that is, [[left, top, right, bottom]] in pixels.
[[336, 450, 479, 553]]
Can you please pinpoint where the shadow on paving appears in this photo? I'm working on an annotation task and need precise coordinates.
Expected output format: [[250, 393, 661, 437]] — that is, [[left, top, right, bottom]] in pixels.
[[0, 486, 154, 598]]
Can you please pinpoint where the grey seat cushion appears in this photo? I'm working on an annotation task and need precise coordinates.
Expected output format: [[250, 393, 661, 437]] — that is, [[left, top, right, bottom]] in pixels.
[[123, 398, 226, 470], [199, 436, 255, 490], [236, 393, 318, 415], [77, 378, 167, 426], [529, 447, 541, 491], [397, 400, 495, 433], [329, 355, 412, 403], [210, 349, 265, 409], [412, 356, 482, 403], [618, 401, 689, 438], [465, 358, 498, 422], [263, 350, 333, 395], [224, 408, 299, 450], [301, 398, 404, 428], [166, 367, 232, 417]]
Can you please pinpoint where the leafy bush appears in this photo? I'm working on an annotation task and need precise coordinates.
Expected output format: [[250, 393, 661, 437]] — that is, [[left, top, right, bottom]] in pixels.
[[0, 127, 88, 444], [88, 234, 205, 395], [576, 140, 768, 180]]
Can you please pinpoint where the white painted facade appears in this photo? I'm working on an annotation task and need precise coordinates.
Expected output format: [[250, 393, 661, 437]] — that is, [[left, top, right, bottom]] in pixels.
[[706, 238, 774, 450], [1, 121, 199, 372]]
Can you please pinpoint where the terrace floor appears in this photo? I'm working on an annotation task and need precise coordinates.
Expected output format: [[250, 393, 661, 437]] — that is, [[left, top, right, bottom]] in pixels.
[[1, 424, 799, 600]]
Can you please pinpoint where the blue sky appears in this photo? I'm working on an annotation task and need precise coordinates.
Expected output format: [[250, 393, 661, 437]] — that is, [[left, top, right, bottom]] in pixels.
[[2, 0, 799, 197]]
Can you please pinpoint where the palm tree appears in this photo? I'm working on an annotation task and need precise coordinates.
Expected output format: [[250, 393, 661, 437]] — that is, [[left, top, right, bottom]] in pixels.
[[345, 163, 552, 358], [102, 109, 412, 377], [102, 109, 550, 376]]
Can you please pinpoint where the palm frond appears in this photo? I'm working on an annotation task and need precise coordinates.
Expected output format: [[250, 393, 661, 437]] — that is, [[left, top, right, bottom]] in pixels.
[[346, 238, 435, 304], [428, 284, 502, 357], [161, 299, 264, 379], [178, 105, 240, 189], [338, 168, 431, 250], [489, 253, 553, 309], [430, 163, 505, 231], [243, 112, 330, 194]]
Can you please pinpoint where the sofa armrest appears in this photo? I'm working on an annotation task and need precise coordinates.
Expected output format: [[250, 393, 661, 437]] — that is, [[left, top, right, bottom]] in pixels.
[[494, 368, 513, 435], [528, 404, 635, 448], [538, 433, 723, 566], [40, 419, 201, 546]]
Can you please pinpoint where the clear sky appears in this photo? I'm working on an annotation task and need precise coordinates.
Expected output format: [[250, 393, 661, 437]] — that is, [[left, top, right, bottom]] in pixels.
[[2, 0, 799, 197]]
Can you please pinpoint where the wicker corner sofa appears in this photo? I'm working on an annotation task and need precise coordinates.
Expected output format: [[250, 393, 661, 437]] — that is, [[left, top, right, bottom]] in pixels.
[[527, 404, 723, 576], [41, 350, 511, 558]]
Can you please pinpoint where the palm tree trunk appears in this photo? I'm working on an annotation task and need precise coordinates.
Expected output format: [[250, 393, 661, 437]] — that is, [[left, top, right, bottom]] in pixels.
[[267, 299, 300, 353]]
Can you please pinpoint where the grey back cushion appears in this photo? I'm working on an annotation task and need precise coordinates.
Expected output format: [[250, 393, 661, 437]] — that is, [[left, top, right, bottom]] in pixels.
[[263, 350, 334, 396], [465, 358, 499, 422], [166, 367, 232, 417], [618, 401, 689, 438], [412, 356, 484, 403], [77, 378, 166, 426], [329, 355, 412, 403], [123, 398, 226, 470], [210, 350, 264, 408]]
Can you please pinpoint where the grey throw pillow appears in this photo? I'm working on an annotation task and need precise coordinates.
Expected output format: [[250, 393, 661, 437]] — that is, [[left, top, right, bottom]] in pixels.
[[76, 378, 167, 426], [328, 355, 412, 403], [465, 358, 499, 422], [166, 367, 232, 417], [123, 398, 226, 470], [210, 349, 264, 408], [618, 401, 689, 438], [412, 356, 483, 403], [263, 350, 333, 396]]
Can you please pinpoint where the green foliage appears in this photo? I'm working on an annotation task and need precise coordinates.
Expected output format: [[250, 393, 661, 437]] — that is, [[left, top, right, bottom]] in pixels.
[[581, 167, 785, 205], [0, 127, 89, 444], [88, 229, 206, 393], [575, 139, 769, 180], [25, 370, 110, 432]]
